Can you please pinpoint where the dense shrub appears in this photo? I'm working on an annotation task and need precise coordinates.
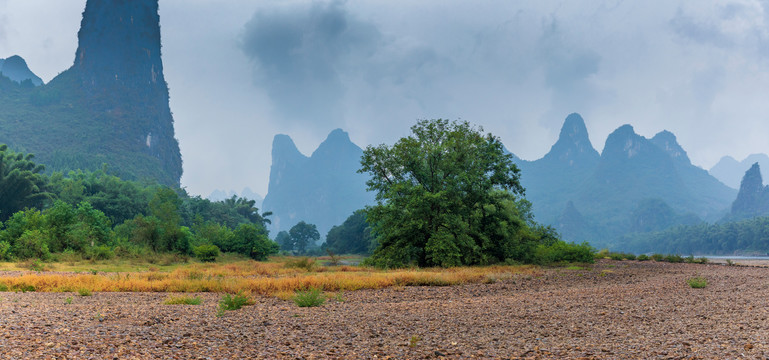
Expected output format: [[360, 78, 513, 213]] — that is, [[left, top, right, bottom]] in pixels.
[[636, 254, 649, 261], [13, 229, 51, 260], [609, 253, 625, 261], [530, 241, 595, 265], [193, 244, 220, 262], [0, 241, 10, 260]]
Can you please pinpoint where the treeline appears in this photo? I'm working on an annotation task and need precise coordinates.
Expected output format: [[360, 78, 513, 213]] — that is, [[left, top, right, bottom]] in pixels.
[[0, 145, 278, 262], [620, 216, 769, 255]]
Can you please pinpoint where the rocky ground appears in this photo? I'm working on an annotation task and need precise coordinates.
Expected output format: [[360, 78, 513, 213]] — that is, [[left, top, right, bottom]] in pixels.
[[0, 260, 768, 359]]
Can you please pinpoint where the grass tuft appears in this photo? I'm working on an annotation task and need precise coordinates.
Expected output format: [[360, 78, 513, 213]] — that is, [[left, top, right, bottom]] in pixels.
[[293, 287, 326, 307], [163, 294, 202, 305], [687, 276, 708, 288], [217, 291, 254, 315], [78, 288, 92, 296]]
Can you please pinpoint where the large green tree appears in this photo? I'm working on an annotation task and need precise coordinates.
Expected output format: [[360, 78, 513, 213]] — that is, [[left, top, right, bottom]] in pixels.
[[288, 221, 320, 255], [360, 119, 541, 267]]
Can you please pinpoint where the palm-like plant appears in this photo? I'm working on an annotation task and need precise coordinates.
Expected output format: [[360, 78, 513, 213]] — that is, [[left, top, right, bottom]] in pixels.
[[0, 144, 50, 220]]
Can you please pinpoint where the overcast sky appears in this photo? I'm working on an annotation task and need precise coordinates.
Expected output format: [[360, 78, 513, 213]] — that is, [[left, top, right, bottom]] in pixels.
[[2, 0, 769, 197]]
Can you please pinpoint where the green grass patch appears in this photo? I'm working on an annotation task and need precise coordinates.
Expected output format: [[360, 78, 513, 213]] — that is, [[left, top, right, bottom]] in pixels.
[[687, 276, 708, 288], [293, 287, 326, 307], [163, 295, 202, 305], [77, 288, 92, 296]]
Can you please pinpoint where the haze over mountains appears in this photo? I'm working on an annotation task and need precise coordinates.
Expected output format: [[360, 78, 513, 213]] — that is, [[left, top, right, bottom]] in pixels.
[[260, 112, 746, 248], [710, 154, 769, 190], [262, 129, 374, 237], [0, 55, 43, 86], [514, 114, 735, 248]]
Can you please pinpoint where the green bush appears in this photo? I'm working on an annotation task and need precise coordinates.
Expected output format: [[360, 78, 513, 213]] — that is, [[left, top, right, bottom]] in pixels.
[[0, 241, 11, 260], [650, 253, 664, 261], [609, 253, 625, 261], [531, 241, 595, 265], [218, 292, 254, 312], [84, 245, 114, 260], [687, 276, 707, 288], [636, 254, 649, 261], [293, 287, 326, 307], [13, 229, 51, 260], [624, 253, 636, 260], [193, 244, 220, 262]]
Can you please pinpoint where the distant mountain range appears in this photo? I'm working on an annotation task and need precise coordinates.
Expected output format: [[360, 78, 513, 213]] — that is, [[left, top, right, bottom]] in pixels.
[[710, 154, 769, 189], [0, 55, 43, 86], [262, 129, 374, 237], [0, 0, 182, 186], [260, 113, 742, 249], [514, 113, 735, 248]]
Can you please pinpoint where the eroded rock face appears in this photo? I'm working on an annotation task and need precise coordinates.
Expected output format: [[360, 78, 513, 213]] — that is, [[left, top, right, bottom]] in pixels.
[[69, 0, 182, 184]]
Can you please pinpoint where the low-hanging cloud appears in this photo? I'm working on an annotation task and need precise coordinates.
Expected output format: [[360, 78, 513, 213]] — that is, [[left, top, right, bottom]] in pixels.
[[240, 1, 383, 128]]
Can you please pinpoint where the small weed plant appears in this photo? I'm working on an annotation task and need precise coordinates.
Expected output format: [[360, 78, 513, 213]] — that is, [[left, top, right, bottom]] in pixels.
[[217, 291, 254, 316], [78, 288, 92, 296], [409, 335, 421, 348], [65, 296, 73, 304], [687, 276, 708, 288], [163, 295, 202, 305], [293, 287, 326, 307]]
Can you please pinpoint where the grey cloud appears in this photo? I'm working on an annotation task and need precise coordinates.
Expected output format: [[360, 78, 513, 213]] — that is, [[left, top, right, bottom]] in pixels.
[[240, 0, 383, 127], [670, 8, 733, 47], [537, 16, 602, 129]]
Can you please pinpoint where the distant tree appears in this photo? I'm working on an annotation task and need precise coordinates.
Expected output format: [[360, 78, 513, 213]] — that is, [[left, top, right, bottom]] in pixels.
[[0, 145, 49, 220], [289, 221, 320, 255], [360, 119, 556, 267], [232, 223, 279, 260], [275, 230, 292, 252], [323, 210, 372, 255]]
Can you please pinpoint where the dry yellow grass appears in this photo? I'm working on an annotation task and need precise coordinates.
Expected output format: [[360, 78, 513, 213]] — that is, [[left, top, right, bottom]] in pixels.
[[0, 258, 541, 297]]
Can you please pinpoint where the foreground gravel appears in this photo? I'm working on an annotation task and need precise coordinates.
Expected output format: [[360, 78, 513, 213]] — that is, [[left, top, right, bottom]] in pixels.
[[0, 260, 768, 359]]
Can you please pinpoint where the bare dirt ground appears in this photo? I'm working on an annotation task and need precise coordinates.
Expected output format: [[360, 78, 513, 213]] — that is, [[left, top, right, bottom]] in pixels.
[[1, 260, 768, 359]]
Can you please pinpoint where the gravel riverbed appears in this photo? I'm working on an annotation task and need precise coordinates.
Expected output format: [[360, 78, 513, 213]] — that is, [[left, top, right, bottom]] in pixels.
[[0, 260, 767, 359]]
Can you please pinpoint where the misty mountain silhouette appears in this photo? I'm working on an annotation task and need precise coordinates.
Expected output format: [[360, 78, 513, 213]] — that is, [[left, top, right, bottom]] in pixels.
[[0, 55, 43, 86], [710, 154, 769, 189], [729, 163, 769, 220], [516, 115, 735, 247], [262, 129, 374, 238]]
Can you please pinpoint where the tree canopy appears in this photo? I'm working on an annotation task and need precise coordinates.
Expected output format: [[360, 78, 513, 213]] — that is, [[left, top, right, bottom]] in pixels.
[[0, 144, 49, 220], [360, 119, 578, 267]]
